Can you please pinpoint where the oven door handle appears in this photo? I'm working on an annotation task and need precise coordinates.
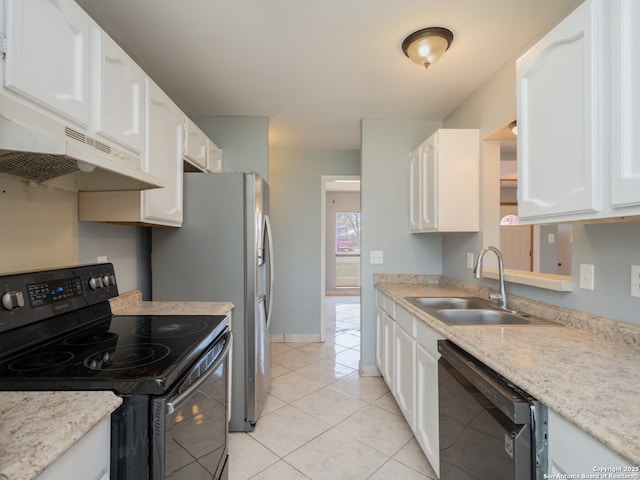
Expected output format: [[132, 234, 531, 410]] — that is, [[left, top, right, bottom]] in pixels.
[[165, 331, 232, 415]]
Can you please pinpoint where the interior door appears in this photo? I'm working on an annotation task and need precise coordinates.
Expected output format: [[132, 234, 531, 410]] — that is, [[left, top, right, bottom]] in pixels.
[[500, 226, 532, 271]]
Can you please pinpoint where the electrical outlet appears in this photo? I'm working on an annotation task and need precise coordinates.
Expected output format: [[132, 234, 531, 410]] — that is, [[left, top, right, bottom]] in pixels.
[[547, 233, 555, 244], [97, 256, 108, 263], [466, 252, 474, 269], [370, 250, 383, 265], [630, 265, 640, 297], [579, 264, 595, 290]]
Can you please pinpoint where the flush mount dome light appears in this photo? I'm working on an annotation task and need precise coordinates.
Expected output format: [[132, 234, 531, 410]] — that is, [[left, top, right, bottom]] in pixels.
[[402, 27, 454, 69]]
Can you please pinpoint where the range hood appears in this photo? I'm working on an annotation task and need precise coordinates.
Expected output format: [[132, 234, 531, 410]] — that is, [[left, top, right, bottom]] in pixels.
[[0, 112, 163, 192]]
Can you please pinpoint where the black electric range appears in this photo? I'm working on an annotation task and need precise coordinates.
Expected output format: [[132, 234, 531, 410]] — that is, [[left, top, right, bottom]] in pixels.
[[0, 263, 231, 480]]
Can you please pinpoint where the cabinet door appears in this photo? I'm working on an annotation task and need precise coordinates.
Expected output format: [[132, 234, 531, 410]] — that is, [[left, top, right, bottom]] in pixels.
[[208, 139, 223, 172], [184, 118, 208, 171], [415, 345, 440, 478], [394, 324, 415, 429], [376, 305, 384, 371], [4, 0, 91, 126], [610, 0, 640, 208], [382, 313, 395, 386], [420, 135, 438, 230], [547, 409, 633, 475], [92, 29, 145, 157], [144, 80, 184, 225], [37, 416, 110, 480], [516, 0, 605, 221], [409, 148, 421, 232]]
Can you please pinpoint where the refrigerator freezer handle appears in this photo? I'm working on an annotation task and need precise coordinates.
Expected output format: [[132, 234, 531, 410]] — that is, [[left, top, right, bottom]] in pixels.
[[264, 214, 274, 330]]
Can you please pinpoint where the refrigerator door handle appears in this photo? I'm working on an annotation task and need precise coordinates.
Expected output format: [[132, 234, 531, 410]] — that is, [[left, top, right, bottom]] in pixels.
[[264, 214, 274, 330]]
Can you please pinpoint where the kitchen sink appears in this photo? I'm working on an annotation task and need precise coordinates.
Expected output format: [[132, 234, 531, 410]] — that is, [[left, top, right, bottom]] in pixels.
[[404, 296, 559, 326], [435, 309, 558, 326], [406, 296, 491, 311]]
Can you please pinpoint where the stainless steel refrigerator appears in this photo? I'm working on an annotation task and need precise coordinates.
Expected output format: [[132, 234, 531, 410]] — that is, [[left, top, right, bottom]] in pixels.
[[151, 172, 273, 432]]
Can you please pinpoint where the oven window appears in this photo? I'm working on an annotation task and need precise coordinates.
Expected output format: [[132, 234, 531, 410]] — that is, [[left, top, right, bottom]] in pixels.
[[166, 359, 228, 479]]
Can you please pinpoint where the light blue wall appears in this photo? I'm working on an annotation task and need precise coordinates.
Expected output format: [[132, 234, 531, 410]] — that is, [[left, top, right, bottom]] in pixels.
[[195, 116, 269, 180], [360, 118, 443, 368], [269, 148, 360, 335]]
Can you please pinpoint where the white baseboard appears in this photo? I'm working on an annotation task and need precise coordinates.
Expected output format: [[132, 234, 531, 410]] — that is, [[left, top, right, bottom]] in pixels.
[[359, 363, 381, 377], [270, 333, 321, 343]]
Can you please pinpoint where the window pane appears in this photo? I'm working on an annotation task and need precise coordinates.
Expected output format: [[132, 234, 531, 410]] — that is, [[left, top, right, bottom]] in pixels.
[[335, 211, 360, 288]]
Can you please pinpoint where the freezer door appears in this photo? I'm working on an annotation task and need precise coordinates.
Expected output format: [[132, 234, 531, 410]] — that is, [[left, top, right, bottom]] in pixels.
[[244, 173, 273, 427]]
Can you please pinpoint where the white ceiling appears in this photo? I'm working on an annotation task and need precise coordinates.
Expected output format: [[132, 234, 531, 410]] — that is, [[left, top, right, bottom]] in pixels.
[[76, 0, 583, 150]]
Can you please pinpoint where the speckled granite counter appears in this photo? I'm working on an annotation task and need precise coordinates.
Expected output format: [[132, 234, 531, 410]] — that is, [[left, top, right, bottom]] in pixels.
[[109, 290, 234, 317], [0, 391, 122, 480], [375, 275, 640, 466]]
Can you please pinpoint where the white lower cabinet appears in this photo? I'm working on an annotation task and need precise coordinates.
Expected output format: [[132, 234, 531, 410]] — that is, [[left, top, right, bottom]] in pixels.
[[394, 307, 416, 429], [376, 293, 444, 476], [548, 409, 635, 476], [376, 305, 384, 372], [37, 416, 110, 480], [382, 312, 395, 386]]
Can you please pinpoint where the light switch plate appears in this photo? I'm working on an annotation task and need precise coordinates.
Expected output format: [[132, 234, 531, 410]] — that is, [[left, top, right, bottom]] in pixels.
[[370, 250, 383, 264], [466, 252, 474, 270], [97, 256, 108, 263], [579, 264, 594, 290]]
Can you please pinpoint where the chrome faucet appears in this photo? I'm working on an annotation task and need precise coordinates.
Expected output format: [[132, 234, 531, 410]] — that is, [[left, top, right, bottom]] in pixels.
[[473, 246, 508, 310]]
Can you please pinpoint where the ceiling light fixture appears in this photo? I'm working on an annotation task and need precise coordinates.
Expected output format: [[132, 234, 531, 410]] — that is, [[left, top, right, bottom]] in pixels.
[[402, 27, 454, 69]]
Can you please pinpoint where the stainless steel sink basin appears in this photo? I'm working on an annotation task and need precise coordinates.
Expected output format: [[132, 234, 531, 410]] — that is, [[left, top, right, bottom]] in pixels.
[[435, 309, 558, 326], [404, 296, 559, 326], [406, 296, 490, 310]]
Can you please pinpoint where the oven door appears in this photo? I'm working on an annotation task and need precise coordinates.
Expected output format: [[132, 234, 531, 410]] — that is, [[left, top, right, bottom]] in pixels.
[[152, 330, 231, 480]]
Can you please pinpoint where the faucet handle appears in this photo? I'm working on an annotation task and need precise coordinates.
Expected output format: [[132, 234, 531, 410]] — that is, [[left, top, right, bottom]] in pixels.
[[488, 292, 503, 302]]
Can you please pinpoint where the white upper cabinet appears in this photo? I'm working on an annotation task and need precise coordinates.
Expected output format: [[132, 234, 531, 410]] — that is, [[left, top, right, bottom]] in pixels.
[[143, 79, 184, 225], [517, 0, 640, 223], [3, 0, 91, 126], [516, 0, 605, 222], [183, 117, 208, 172], [91, 28, 145, 158], [610, 0, 640, 208], [79, 80, 184, 226], [409, 129, 480, 233], [208, 138, 223, 173]]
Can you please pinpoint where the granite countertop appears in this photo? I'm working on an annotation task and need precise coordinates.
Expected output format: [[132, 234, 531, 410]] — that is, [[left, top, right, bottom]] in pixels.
[[109, 290, 234, 317], [0, 391, 122, 480], [375, 276, 640, 466]]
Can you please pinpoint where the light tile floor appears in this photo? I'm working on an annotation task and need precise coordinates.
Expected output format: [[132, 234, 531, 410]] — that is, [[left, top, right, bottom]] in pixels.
[[228, 296, 438, 480]]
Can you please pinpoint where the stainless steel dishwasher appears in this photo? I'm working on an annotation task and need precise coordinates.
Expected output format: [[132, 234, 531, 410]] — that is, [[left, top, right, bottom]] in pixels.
[[438, 340, 548, 480]]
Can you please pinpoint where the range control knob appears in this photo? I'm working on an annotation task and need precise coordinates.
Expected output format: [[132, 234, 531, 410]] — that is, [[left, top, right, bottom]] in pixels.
[[88, 276, 104, 290], [102, 274, 116, 287], [2, 291, 25, 311]]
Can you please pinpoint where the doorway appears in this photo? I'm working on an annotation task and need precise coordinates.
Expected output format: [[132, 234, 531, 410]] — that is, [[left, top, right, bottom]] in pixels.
[[320, 176, 360, 343], [328, 206, 361, 291]]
